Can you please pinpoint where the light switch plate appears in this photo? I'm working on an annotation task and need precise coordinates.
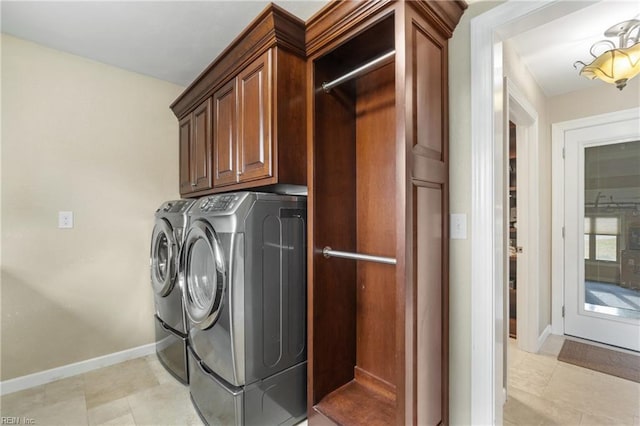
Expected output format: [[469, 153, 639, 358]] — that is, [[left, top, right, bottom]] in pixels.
[[450, 213, 467, 240], [58, 211, 73, 229]]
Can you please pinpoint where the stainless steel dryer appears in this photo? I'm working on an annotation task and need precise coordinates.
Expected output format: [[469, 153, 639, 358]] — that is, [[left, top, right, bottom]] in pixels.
[[180, 192, 306, 426], [150, 199, 194, 384]]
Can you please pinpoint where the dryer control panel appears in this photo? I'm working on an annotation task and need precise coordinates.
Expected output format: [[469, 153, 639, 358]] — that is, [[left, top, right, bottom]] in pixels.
[[199, 194, 242, 213], [157, 200, 192, 214]]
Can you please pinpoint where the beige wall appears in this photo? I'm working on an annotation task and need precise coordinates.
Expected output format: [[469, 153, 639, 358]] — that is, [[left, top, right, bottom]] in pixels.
[[1, 35, 184, 380], [549, 77, 640, 123], [448, 2, 503, 424]]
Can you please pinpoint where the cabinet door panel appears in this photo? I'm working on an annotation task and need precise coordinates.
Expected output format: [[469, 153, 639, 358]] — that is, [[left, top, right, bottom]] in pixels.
[[238, 51, 272, 183], [213, 80, 238, 187], [192, 98, 213, 191], [179, 116, 192, 194]]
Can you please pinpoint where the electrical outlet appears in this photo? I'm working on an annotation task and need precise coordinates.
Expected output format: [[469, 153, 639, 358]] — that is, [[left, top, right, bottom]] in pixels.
[[58, 211, 73, 229]]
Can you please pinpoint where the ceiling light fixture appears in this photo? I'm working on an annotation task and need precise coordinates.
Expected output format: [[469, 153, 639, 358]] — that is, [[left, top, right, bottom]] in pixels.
[[574, 19, 640, 90]]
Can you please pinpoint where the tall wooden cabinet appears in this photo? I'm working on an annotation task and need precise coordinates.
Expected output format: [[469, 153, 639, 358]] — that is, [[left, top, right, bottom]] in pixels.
[[171, 4, 307, 197], [305, 1, 465, 425]]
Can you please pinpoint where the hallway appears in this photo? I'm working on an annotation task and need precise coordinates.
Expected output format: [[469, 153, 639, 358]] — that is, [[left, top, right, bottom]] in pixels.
[[505, 335, 640, 425]]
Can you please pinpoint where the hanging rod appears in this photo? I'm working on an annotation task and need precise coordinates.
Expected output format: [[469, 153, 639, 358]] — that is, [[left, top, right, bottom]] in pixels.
[[322, 246, 397, 265], [321, 50, 396, 93]]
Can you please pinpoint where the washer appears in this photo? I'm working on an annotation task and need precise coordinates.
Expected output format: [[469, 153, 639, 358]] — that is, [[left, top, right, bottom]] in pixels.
[[181, 192, 307, 426], [150, 199, 195, 384]]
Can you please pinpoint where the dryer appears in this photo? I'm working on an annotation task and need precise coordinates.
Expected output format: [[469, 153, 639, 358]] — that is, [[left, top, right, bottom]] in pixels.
[[181, 192, 307, 426], [150, 199, 194, 384]]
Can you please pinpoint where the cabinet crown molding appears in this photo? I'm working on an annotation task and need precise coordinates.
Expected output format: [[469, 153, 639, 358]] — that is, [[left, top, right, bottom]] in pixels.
[[306, 0, 467, 57], [170, 2, 305, 119]]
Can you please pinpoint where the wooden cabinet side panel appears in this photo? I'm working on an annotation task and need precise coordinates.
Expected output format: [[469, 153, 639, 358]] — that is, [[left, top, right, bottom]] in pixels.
[[238, 51, 272, 183], [193, 98, 213, 191], [415, 185, 443, 426], [274, 49, 307, 185], [408, 11, 450, 426], [213, 80, 238, 187], [179, 116, 193, 194]]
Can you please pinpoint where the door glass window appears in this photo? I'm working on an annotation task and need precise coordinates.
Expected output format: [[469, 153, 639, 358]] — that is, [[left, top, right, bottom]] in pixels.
[[155, 232, 169, 281], [188, 238, 217, 311], [584, 140, 640, 318]]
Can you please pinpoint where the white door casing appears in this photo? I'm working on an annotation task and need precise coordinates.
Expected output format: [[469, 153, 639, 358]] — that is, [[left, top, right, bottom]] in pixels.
[[470, 1, 598, 424]]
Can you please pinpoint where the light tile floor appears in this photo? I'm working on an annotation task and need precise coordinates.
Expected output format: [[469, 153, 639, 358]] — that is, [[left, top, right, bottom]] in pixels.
[[1, 355, 204, 425], [2, 338, 638, 425], [504, 334, 640, 425]]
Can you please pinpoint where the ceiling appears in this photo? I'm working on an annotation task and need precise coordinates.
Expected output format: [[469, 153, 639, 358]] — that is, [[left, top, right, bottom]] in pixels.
[[0, 1, 328, 87], [1, 1, 639, 95], [508, 0, 640, 97]]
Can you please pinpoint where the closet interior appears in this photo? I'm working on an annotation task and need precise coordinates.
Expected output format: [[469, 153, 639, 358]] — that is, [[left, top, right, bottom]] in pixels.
[[310, 15, 397, 426], [306, 2, 465, 424]]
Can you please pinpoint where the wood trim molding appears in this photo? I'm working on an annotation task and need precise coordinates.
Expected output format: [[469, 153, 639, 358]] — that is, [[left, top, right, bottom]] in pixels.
[[170, 3, 305, 119]]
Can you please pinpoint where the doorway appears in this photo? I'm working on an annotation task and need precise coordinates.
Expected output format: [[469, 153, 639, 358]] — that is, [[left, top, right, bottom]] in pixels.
[[553, 108, 640, 352]]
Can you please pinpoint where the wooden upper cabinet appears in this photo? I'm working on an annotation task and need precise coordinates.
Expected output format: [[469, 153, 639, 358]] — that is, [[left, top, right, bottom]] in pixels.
[[178, 116, 192, 194], [170, 4, 306, 197], [213, 80, 238, 188], [179, 98, 212, 195], [238, 51, 272, 184]]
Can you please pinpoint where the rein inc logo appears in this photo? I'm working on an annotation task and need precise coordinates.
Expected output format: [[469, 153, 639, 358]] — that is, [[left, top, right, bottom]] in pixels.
[[1, 418, 35, 425]]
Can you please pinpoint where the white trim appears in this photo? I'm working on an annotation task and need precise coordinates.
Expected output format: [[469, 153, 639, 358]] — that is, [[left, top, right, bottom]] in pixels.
[[0, 343, 156, 395], [506, 78, 540, 355], [537, 324, 552, 351], [470, 1, 596, 424], [551, 122, 565, 335]]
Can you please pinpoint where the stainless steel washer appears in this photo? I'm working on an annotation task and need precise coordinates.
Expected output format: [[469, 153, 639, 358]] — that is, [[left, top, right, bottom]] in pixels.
[[150, 199, 194, 384], [181, 192, 307, 425]]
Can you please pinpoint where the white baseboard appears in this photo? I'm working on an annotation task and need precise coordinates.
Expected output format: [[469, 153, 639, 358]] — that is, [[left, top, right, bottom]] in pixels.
[[0, 343, 156, 395], [536, 324, 552, 352]]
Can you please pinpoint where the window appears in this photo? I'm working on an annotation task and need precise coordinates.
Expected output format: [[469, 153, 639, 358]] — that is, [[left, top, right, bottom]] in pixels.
[[584, 216, 620, 262]]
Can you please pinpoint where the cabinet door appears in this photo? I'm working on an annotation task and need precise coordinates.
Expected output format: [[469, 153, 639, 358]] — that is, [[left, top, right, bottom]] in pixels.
[[237, 51, 272, 183], [192, 98, 213, 192], [213, 80, 238, 187], [178, 115, 192, 194]]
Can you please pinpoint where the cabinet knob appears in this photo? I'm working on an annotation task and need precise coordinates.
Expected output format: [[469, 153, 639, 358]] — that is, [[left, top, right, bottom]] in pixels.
[[191, 183, 197, 187]]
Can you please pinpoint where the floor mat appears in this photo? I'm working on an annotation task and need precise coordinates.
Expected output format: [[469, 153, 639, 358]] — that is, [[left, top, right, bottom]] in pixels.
[[558, 340, 640, 383]]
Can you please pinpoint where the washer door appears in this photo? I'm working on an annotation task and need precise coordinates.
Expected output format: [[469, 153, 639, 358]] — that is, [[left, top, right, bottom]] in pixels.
[[182, 220, 226, 330], [150, 218, 177, 297]]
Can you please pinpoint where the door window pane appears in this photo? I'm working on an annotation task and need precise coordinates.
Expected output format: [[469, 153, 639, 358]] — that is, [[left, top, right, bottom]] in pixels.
[[583, 140, 640, 318], [595, 235, 616, 261]]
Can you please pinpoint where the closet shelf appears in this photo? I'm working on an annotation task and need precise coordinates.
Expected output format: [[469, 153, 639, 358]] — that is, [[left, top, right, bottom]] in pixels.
[[321, 50, 395, 93], [315, 380, 395, 426]]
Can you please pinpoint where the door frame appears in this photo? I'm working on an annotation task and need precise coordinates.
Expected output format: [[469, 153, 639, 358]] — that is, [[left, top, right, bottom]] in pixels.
[[551, 107, 640, 337], [505, 78, 541, 354], [470, 1, 596, 424]]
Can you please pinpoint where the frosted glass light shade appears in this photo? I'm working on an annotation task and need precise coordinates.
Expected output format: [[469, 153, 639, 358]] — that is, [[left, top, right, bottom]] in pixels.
[[579, 42, 640, 90]]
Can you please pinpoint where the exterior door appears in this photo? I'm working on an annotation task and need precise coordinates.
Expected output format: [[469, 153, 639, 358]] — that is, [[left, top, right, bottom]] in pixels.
[[563, 111, 640, 351], [181, 220, 226, 330]]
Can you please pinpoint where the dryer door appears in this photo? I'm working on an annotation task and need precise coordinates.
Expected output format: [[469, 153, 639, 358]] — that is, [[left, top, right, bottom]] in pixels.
[[150, 218, 177, 297], [182, 220, 226, 330]]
